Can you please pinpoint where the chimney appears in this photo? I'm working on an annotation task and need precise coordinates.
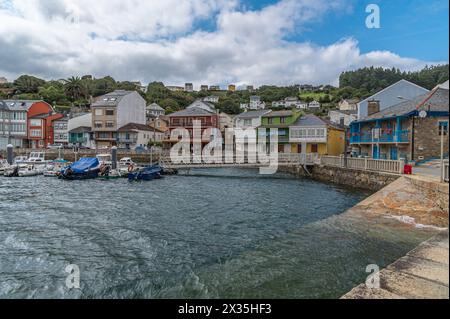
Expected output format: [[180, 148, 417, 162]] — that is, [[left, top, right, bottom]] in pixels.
[[367, 100, 380, 116]]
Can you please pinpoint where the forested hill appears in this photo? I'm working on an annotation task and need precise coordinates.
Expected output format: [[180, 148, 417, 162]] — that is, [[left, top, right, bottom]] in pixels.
[[339, 65, 449, 93]]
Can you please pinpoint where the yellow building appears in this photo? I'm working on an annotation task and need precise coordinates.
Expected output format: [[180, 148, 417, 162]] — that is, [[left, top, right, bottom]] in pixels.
[[228, 84, 236, 92], [289, 114, 345, 155]]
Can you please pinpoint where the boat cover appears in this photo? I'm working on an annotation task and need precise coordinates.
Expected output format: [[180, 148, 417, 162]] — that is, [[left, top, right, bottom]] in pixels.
[[70, 158, 100, 174]]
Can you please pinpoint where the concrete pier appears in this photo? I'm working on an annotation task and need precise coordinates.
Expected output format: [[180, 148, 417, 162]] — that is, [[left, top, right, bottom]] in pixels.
[[342, 230, 449, 299]]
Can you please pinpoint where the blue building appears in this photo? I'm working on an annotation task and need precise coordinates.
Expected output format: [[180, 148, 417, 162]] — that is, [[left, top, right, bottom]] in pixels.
[[350, 87, 449, 162]]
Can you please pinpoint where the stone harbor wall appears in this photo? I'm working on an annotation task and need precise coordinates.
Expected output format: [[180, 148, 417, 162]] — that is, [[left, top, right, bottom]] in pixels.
[[282, 164, 400, 191]]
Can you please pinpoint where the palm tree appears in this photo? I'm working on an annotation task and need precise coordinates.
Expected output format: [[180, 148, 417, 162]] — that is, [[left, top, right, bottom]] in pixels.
[[63, 76, 88, 101]]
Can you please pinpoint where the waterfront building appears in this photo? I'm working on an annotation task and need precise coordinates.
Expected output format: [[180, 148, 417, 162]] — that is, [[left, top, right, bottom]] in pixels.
[[289, 114, 345, 155], [53, 116, 69, 146], [185, 83, 194, 93], [234, 110, 271, 130], [91, 90, 146, 148], [165, 100, 219, 148], [203, 95, 220, 104], [146, 103, 165, 118], [28, 113, 64, 149], [350, 87, 449, 161], [68, 113, 95, 149], [358, 79, 429, 119], [117, 123, 165, 150], [219, 112, 234, 133], [328, 109, 358, 127], [338, 99, 359, 111], [0, 100, 54, 149], [259, 110, 302, 153]]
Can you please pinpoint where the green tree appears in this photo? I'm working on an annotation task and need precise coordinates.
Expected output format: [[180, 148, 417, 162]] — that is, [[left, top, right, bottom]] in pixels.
[[159, 98, 180, 114], [64, 76, 88, 101], [13, 75, 46, 94]]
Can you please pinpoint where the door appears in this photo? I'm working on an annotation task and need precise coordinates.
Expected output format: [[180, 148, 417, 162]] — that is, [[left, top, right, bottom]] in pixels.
[[297, 144, 302, 154], [373, 145, 379, 159], [390, 147, 398, 160], [311, 144, 318, 153]]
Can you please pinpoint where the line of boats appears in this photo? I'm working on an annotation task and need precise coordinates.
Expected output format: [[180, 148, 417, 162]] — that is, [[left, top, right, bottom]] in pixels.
[[0, 152, 177, 181]]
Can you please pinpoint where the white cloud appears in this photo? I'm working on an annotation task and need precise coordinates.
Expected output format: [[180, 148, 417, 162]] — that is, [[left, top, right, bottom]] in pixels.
[[0, 0, 445, 87]]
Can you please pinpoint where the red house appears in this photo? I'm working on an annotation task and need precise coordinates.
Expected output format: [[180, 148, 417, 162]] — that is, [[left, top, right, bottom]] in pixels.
[[23, 101, 63, 149], [166, 100, 220, 148]]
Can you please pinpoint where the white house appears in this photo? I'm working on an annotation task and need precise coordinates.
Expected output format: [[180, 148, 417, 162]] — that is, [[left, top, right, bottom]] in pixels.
[[234, 110, 271, 129], [358, 79, 429, 119], [146, 103, 165, 118], [272, 97, 308, 109], [68, 113, 95, 149], [117, 123, 165, 150], [203, 96, 220, 103], [338, 99, 359, 111], [53, 117, 69, 146], [308, 101, 321, 109], [328, 109, 358, 127]]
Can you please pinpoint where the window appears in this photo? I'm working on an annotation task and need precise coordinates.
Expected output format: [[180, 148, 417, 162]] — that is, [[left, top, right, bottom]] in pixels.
[[280, 117, 286, 124], [105, 121, 115, 128], [268, 118, 274, 124], [105, 109, 115, 116], [311, 144, 318, 153], [439, 121, 448, 136], [30, 129, 42, 137], [94, 121, 103, 128], [30, 119, 41, 127], [244, 119, 252, 126], [95, 109, 103, 116]]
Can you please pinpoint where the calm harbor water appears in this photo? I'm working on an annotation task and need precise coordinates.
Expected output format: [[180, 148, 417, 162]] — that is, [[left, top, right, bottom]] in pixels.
[[0, 169, 435, 299]]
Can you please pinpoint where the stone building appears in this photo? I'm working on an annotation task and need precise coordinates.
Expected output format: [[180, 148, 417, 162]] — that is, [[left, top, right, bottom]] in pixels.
[[350, 87, 449, 162]]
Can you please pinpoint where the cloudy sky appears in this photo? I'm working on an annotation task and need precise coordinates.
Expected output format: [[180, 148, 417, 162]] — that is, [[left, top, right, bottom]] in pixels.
[[0, 0, 448, 88]]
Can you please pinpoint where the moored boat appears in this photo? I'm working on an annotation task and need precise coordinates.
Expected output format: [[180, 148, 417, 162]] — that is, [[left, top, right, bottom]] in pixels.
[[59, 157, 101, 180], [128, 165, 163, 181], [18, 164, 45, 177], [43, 159, 70, 177]]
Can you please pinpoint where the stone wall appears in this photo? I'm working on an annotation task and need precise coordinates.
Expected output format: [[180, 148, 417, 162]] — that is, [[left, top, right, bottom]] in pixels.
[[414, 116, 449, 161], [282, 164, 400, 191]]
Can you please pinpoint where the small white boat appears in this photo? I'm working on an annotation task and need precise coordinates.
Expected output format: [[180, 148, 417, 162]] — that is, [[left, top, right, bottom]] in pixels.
[[97, 154, 112, 166], [18, 164, 45, 177], [43, 160, 70, 177], [14, 156, 28, 165], [26, 152, 47, 164]]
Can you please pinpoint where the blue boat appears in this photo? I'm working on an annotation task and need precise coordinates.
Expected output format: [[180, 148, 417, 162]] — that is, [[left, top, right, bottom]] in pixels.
[[59, 158, 101, 180], [128, 165, 163, 181]]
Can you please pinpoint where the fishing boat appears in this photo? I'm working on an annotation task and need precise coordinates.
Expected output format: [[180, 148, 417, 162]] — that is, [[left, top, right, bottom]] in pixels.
[[3, 163, 28, 177], [128, 164, 163, 181], [43, 159, 70, 177], [98, 164, 123, 180], [14, 156, 28, 164], [26, 152, 47, 164], [59, 157, 101, 180]]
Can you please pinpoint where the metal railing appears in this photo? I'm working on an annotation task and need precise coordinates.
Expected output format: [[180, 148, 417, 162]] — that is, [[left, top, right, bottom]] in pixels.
[[320, 155, 404, 174], [350, 130, 410, 144]]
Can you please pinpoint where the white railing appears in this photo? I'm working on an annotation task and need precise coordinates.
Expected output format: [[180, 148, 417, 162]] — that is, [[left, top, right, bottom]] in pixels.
[[320, 155, 404, 174], [443, 160, 449, 183]]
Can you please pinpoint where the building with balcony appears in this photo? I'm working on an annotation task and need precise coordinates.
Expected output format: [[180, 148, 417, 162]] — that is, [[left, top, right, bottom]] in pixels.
[[357, 79, 429, 119], [117, 123, 165, 150], [289, 114, 345, 155], [350, 87, 449, 161], [91, 90, 146, 148], [53, 117, 69, 146], [259, 110, 302, 153], [146, 103, 165, 118], [28, 113, 64, 149], [165, 100, 219, 148], [0, 100, 55, 149], [68, 113, 95, 149]]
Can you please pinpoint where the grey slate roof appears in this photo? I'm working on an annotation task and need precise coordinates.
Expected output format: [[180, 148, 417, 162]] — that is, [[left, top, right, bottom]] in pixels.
[[0, 100, 43, 111], [147, 103, 164, 111], [169, 107, 215, 117], [91, 90, 133, 107], [262, 110, 295, 118], [235, 110, 271, 119], [362, 88, 449, 121], [292, 114, 327, 127]]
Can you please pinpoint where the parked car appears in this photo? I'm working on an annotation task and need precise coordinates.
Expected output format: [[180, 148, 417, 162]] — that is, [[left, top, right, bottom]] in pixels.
[[48, 144, 63, 150]]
